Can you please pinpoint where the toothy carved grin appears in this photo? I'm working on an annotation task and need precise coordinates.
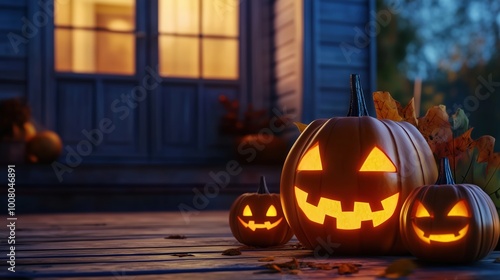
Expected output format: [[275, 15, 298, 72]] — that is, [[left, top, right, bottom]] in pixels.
[[294, 186, 399, 230], [412, 222, 469, 244], [237, 217, 283, 231]]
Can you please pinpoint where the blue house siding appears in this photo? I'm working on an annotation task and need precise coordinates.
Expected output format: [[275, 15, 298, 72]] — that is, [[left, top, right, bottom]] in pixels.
[[0, 1, 27, 100], [274, 0, 376, 122]]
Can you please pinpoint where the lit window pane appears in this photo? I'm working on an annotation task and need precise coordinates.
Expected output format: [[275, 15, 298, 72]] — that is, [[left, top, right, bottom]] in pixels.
[[202, 38, 238, 79], [202, 0, 239, 36], [96, 31, 135, 74], [159, 36, 199, 78], [55, 0, 135, 30], [55, 29, 135, 75], [159, 0, 199, 34], [54, 0, 135, 75]]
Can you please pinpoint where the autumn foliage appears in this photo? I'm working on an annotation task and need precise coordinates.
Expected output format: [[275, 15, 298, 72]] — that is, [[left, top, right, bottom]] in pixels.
[[373, 91, 500, 214]]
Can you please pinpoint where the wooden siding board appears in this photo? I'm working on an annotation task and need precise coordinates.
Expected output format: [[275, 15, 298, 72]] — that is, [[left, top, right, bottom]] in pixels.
[[0, 7, 25, 30], [0, 82, 25, 99], [318, 21, 372, 44], [318, 0, 368, 24], [0, 57, 26, 80], [0, 0, 26, 7], [274, 20, 295, 47], [274, 0, 294, 15], [310, 0, 374, 118], [0, 30, 26, 57]]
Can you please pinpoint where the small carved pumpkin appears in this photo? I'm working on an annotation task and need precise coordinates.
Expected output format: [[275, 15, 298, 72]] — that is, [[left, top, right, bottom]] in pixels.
[[280, 75, 438, 255], [229, 176, 293, 247], [400, 158, 500, 263]]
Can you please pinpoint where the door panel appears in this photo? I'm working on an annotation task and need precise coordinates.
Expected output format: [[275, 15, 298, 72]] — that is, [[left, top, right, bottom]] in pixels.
[[57, 81, 95, 145], [159, 85, 198, 146], [96, 82, 147, 157]]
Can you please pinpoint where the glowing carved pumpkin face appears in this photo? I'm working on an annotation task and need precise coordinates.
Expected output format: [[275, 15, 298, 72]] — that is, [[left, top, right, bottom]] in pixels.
[[280, 75, 438, 255], [399, 158, 500, 263], [295, 143, 399, 230], [237, 204, 284, 231], [229, 177, 294, 247], [412, 200, 470, 244]]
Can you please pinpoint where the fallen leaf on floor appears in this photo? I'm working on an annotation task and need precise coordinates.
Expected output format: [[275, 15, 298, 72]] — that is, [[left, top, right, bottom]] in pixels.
[[338, 263, 359, 275], [172, 253, 194, 257], [494, 258, 500, 263], [222, 248, 241, 256], [263, 258, 361, 275], [305, 262, 333, 270], [378, 259, 417, 278], [258, 257, 275, 262], [165, 234, 186, 239]]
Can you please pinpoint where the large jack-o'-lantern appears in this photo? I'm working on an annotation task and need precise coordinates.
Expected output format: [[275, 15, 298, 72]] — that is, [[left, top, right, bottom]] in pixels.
[[280, 75, 438, 255], [400, 158, 500, 263], [229, 176, 294, 247]]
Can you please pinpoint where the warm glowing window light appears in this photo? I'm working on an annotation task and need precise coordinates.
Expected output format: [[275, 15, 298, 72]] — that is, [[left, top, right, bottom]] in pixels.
[[158, 0, 239, 79], [55, 0, 135, 75]]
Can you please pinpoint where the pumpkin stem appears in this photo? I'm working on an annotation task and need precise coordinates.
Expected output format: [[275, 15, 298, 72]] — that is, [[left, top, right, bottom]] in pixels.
[[257, 176, 271, 194], [347, 74, 370, 117], [436, 158, 456, 185], [347, 74, 369, 117]]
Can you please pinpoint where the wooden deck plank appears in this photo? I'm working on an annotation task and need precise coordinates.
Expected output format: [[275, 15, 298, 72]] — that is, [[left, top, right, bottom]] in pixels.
[[0, 211, 498, 279]]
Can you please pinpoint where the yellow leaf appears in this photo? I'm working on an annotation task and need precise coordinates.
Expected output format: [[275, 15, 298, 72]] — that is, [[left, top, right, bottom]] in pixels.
[[472, 135, 495, 163], [373, 91, 403, 122], [294, 122, 308, 133], [258, 257, 275, 262], [443, 128, 474, 157], [417, 105, 452, 155], [399, 98, 418, 126], [378, 259, 417, 279]]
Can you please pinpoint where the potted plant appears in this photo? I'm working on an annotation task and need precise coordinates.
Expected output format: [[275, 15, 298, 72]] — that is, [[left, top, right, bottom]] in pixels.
[[218, 95, 290, 164]]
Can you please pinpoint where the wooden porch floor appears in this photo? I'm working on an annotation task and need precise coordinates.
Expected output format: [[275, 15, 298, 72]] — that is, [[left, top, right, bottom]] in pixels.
[[2, 211, 499, 279]]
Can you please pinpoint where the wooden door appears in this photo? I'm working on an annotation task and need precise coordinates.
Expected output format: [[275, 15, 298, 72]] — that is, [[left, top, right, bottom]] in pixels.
[[44, 0, 246, 163]]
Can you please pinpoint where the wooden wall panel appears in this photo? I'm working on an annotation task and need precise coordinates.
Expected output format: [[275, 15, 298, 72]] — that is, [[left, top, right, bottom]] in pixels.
[[272, 0, 303, 121], [0, 83, 26, 99], [159, 85, 198, 147], [57, 81, 94, 145]]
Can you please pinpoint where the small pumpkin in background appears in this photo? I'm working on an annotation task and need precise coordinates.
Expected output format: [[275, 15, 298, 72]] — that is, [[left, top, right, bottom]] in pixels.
[[280, 74, 437, 255], [229, 176, 293, 247], [26, 130, 63, 163], [400, 158, 500, 263]]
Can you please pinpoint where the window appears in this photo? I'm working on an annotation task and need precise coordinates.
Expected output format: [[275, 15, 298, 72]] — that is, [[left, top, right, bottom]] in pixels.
[[54, 0, 136, 75], [158, 0, 239, 79]]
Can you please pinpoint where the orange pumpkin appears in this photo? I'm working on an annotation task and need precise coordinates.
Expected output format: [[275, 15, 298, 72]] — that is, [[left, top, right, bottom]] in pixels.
[[280, 75, 438, 255], [26, 130, 63, 163], [229, 176, 293, 247], [400, 158, 500, 263]]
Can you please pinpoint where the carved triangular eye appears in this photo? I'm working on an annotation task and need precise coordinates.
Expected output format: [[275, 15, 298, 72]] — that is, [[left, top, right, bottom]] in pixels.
[[447, 200, 469, 217], [297, 143, 323, 171], [266, 205, 277, 217], [359, 147, 396, 172], [415, 201, 431, 218], [243, 205, 253, 216]]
